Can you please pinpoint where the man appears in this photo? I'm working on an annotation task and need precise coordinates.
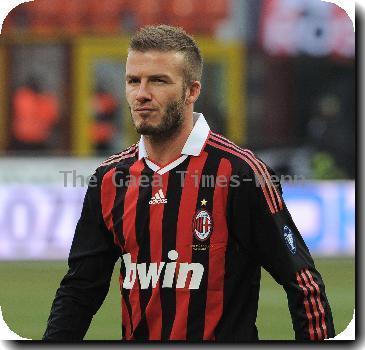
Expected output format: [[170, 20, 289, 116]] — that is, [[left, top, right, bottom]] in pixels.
[[43, 25, 335, 341]]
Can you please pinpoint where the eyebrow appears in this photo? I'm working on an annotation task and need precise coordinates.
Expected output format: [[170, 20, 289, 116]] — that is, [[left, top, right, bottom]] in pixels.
[[125, 74, 172, 81], [149, 74, 172, 80]]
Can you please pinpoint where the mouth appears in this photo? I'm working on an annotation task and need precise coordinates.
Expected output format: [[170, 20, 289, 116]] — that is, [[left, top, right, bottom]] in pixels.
[[134, 107, 157, 112], [133, 108, 158, 119]]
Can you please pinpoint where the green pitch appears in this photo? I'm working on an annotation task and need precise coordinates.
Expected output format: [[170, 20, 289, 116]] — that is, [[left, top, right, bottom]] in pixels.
[[0, 257, 354, 340]]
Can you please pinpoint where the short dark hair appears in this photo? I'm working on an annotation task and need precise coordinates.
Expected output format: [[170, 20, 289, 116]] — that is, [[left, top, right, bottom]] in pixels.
[[128, 25, 203, 85]]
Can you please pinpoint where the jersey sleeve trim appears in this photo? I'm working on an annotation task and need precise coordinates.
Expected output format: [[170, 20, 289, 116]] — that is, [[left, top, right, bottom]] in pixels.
[[296, 268, 328, 340]]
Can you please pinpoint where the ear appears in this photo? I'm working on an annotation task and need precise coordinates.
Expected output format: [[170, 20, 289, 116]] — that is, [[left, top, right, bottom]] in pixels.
[[185, 81, 201, 105]]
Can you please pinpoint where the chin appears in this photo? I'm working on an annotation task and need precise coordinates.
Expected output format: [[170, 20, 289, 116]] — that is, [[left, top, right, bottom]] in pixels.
[[135, 122, 159, 135]]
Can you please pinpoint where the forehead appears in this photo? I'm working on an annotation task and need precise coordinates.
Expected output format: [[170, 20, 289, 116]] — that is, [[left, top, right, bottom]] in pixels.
[[126, 50, 185, 77]]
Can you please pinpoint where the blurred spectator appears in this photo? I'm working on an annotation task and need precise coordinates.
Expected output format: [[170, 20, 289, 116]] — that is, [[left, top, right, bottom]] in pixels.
[[90, 85, 119, 155], [307, 92, 354, 178], [311, 152, 346, 180], [11, 76, 59, 153]]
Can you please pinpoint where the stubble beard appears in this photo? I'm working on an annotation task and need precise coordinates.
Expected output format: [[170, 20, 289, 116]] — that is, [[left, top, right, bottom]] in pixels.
[[131, 96, 185, 141]]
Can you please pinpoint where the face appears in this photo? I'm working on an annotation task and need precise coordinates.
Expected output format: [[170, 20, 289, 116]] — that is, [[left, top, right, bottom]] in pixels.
[[125, 50, 188, 138]]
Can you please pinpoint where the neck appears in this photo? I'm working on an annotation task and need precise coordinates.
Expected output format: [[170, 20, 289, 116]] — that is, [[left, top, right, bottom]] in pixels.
[[143, 113, 194, 166]]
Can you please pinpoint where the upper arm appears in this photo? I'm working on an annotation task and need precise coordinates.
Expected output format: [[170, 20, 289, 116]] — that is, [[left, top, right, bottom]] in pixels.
[[229, 163, 314, 285], [61, 169, 120, 309], [43, 170, 120, 340], [68, 170, 119, 261]]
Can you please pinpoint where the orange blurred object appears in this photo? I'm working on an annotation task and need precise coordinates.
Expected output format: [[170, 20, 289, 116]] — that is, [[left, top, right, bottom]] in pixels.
[[28, 0, 59, 35], [128, 0, 163, 27], [86, 0, 127, 34], [12, 87, 59, 144], [159, 0, 229, 34], [203, 0, 229, 20], [90, 123, 115, 143], [4, 0, 230, 35], [54, 0, 86, 34], [90, 92, 118, 145]]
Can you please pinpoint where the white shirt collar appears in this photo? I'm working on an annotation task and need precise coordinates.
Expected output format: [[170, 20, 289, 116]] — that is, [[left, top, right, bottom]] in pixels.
[[138, 112, 210, 160]]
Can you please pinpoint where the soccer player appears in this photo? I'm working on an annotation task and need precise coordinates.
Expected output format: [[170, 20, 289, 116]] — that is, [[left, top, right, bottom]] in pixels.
[[43, 25, 335, 341]]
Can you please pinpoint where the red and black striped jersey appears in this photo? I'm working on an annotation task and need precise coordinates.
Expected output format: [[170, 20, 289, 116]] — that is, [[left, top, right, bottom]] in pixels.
[[43, 113, 335, 341]]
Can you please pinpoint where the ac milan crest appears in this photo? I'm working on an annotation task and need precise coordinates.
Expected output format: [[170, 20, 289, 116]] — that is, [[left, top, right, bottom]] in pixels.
[[192, 210, 213, 241]]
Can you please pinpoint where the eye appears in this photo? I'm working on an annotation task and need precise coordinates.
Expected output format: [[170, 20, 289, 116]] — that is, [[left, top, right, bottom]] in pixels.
[[127, 78, 139, 84], [152, 78, 167, 84]]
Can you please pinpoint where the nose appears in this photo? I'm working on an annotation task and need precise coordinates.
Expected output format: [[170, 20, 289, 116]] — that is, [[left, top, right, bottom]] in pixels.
[[135, 81, 152, 102]]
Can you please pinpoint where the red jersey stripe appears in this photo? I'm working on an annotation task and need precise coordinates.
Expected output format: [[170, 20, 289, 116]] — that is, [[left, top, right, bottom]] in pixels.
[[209, 133, 282, 213], [296, 272, 315, 340], [203, 158, 231, 340], [122, 159, 145, 337], [305, 269, 328, 338], [169, 153, 209, 340], [301, 270, 323, 340], [101, 168, 122, 249], [145, 172, 170, 340], [206, 139, 276, 214]]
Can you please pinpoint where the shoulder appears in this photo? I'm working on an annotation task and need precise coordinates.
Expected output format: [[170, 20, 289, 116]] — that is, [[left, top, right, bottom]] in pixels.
[[206, 131, 267, 177], [207, 132, 284, 214], [96, 143, 139, 176]]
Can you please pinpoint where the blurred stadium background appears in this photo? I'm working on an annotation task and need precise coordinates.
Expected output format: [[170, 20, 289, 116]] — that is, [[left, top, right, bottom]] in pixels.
[[0, 0, 355, 340]]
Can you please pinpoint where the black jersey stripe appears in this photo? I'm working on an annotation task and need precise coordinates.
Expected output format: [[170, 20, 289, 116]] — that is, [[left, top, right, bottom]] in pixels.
[[121, 287, 133, 339], [187, 151, 221, 341], [112, 162, 134, 340], [160, 158, 190, 340], [133, 164, 154, 339], [146, 172, 170, 339]]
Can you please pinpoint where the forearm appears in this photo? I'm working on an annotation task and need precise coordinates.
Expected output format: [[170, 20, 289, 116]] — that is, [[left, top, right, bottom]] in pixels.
[[43, 252, 118, 341], [285, 267, 335, 340], [43, 289, 94, 341]]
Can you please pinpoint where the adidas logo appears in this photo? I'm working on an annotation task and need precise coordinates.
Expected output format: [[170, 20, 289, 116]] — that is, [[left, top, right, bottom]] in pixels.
[[149, 189, 167, 205]]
